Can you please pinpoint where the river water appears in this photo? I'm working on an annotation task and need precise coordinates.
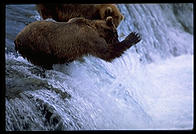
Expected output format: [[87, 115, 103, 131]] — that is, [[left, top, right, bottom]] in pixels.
[[5, 4, 193, 130]]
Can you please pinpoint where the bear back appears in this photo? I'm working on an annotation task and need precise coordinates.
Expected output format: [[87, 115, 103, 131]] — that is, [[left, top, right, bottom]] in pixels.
[[36, 4, 124, 27]]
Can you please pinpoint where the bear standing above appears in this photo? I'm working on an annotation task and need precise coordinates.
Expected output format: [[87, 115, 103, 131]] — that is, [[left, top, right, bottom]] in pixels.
[[14, 17, 141, 69], [36, 4, 124, 27]]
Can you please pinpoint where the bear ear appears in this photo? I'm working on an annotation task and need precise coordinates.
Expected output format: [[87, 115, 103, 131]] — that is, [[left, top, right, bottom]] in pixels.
[[105, 7, 113, 17], [120, 14, 124, 20], [106, 16, 114, 27]]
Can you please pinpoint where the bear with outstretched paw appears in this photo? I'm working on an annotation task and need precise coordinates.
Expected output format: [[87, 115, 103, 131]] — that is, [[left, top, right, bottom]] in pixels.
[[36, 4, 124, 27], [14, 17, 141, 70]]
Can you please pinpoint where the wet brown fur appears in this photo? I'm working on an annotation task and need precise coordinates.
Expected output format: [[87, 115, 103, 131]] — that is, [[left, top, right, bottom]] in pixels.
[[36, 4, 124, 27], [14, 17, 141, 69]]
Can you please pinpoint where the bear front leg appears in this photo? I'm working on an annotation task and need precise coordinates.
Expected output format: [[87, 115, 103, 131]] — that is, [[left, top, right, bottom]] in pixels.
[[90, 32, 141, 62], [98, 32, 141, 62]]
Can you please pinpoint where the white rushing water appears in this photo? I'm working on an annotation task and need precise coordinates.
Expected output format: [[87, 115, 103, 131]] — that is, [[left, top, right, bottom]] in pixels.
[[5, 4, 193, 130]]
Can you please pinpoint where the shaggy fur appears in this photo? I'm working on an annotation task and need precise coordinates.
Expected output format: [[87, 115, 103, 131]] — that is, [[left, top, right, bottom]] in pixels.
[[36, 4, 124, 27], [14, 17, 141, 69]]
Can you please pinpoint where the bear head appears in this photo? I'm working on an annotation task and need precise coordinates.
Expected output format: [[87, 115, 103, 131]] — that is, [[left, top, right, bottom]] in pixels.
[[92, 16, 119, 45], [96, 4, 124, 28]]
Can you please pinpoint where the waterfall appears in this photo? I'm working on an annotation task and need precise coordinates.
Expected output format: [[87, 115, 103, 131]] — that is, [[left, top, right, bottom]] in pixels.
[[5, 4, 193, 130]]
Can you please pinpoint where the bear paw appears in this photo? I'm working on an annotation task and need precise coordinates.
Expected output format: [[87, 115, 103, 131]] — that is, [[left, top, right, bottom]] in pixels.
[[125, 32, 141, 45]]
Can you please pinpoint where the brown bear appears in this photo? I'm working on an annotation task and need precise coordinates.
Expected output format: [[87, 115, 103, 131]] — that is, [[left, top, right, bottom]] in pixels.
[[36, 4, 124, 28], [14, 17, 141, 69]]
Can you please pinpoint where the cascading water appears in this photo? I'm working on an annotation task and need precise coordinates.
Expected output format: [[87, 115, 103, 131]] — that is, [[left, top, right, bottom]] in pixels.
[[5, 4, 193, 130]]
